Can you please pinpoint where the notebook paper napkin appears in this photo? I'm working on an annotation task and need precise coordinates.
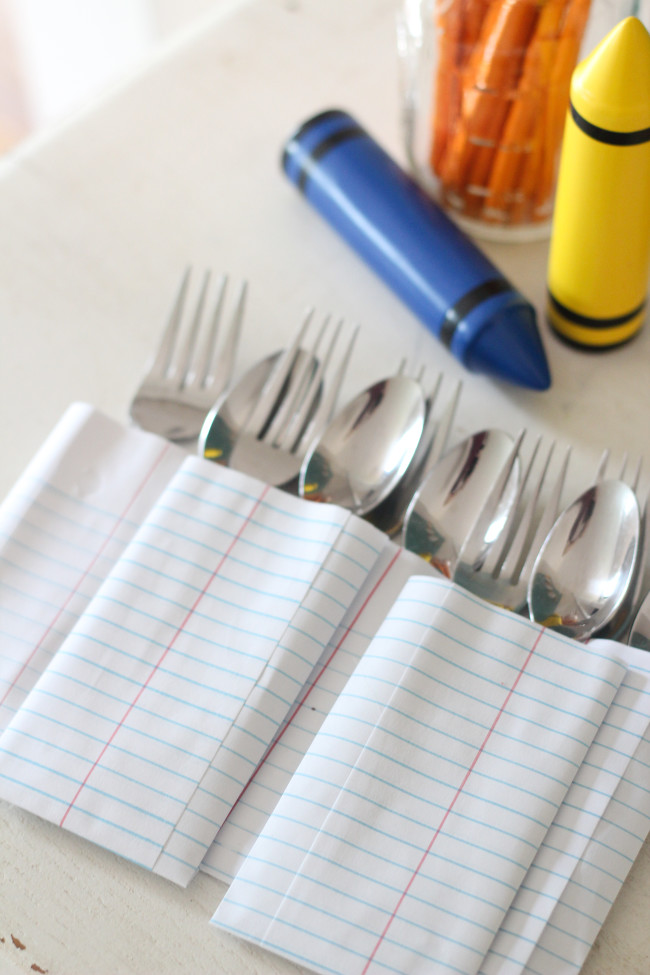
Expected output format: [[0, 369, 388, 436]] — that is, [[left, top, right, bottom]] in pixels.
[[1, 404, 649, 975], [211, 577, 626, 975], [0, 402, 186, 731], [201, 537, 431, 883], [0, 404, 396, 883], [479, 640, 650, 975]]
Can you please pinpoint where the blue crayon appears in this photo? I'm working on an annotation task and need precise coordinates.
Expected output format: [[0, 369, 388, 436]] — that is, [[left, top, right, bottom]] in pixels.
[[281, 109, 551, 391]]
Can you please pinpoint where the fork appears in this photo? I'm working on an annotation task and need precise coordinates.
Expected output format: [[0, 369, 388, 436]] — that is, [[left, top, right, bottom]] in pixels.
[[453, 434, 571, 613], [129, 268, 246, 441], [214, 311, 357, 487]]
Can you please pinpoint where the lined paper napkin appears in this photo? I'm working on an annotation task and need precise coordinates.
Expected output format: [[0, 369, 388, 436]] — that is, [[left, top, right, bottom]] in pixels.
[[1, 404, 649, 975], [480, 641, 650, 974], [0, 404, 397, 883], [211, 578, 628, 975], [0, 403, 185, 731]]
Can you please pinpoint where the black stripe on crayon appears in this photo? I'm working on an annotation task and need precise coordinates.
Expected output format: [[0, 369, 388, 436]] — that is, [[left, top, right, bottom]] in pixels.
[[297, 126, 364, 191], [570, 102, 650, 146], [548, 290, 646, 328], [281, 110, 352, 173], [550, 327, 641, 351], [441, 278, 512, 346], [283, 122, 365, 192], [288, 109, 352, 144]]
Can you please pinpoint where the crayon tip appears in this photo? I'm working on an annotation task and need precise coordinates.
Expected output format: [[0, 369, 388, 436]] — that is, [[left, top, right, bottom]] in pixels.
[[573, 17, 650, 132], [464, 304, 552, 390]]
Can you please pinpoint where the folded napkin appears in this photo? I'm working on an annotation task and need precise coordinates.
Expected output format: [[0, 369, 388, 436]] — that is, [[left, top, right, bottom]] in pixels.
[[211, 577, 626, 975], [480, 642, 650, 974], [0, 403, 185, 732], [0, 404, 396, 884], [1, 404, 649, 974]]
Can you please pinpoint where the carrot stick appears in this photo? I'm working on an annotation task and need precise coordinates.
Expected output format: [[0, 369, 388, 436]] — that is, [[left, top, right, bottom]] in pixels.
[[437, 0, 540, 214], [430, 0, 490, 173], [483, 0, 569, 220], [534, 0, 592, 213], [429, 0, 464, 172]]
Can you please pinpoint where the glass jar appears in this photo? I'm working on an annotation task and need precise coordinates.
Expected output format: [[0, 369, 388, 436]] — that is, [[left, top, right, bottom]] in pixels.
[[398, 0, 639, 241]]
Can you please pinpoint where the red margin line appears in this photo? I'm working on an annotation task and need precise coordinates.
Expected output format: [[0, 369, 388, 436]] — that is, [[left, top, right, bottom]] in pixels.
[[361, 626, 546, 975], [59, 484, 269, 827]]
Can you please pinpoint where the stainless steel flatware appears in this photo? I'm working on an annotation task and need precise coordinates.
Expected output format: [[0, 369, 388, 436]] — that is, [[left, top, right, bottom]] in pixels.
[[629, 588, 650, 651], [199, 310, 357, 486], [130, 268, 245, 441], [596, 455, 647, 642], [402, 427, 518, 578], [298, 371, 426, 516], [454, 437, 570, 612], [365, 375, 462, 537], [528, 476, 641, 641]]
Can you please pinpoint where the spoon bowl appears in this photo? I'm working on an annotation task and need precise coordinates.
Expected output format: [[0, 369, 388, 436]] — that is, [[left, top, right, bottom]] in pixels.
[[198, 348, 317, 478], [528, 479, 640, 641], [402, 428, 518, 577], [299, 374, 425, 515]]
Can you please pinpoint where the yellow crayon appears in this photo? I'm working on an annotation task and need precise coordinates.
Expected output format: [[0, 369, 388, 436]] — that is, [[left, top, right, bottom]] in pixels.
[[547, 17, 650, 348]]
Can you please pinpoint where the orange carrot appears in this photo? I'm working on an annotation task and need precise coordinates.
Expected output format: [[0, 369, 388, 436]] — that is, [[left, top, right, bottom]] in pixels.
[[483, 0, 569, 220], [430, 0, 464, 172], [437, 0, 540, 215], [534, 0, 592, 214], [429, 0, 490, 173]]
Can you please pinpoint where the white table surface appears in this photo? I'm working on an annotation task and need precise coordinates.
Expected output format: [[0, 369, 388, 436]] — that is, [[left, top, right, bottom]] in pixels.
[[0, 1, 649, 972]]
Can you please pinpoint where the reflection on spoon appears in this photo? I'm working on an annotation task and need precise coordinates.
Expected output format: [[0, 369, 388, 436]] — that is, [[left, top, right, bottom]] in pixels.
[[298, 374, 425, 516], [198, 348, 316, 473], [629, 588, 650, 651], [402, 429, 517, 578], [528, 479, 640, 641]]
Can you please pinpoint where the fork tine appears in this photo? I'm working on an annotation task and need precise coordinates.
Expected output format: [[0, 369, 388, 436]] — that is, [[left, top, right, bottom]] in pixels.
[[147, 267, 192, 380], [241, 309, 313, 435], [399, 371, 444, 478], [187, 272, 227, 387], [482, 433, 542, 577], [264, 315, 332, 446], [517, 444, 571, 582], [454, 437, 570, 612], [422, 377, 462, 473], [271, 317, 344, 450], [595, 447, 610, 481], [497, 441, 568, 583], [210, 278, 246, 394], [170, 269, 211, 382], [294, 322, 358, 453], [624, 454, 643, 492], [596, 448, 642, 491]]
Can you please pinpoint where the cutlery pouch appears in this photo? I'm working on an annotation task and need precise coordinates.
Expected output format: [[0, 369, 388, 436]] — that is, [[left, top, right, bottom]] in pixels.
[[0, 403, 186, 733], [0, 449, 389, 885], [212, 576, 626, 975]]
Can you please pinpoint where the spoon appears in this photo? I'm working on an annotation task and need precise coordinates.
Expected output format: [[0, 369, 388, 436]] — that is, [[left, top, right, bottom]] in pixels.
[[629, 588, 650, 651], [599, 494, 648, 642], [365, 376, 462, 537], [528, 479, 640, 641], [298, 374, 425, 516], [402, 428, 518, 578], [198, 347, 317, 470]]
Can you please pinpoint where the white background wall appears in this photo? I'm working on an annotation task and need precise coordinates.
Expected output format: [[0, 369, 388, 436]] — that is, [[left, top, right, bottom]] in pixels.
[[0, 0, 220, 143]]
